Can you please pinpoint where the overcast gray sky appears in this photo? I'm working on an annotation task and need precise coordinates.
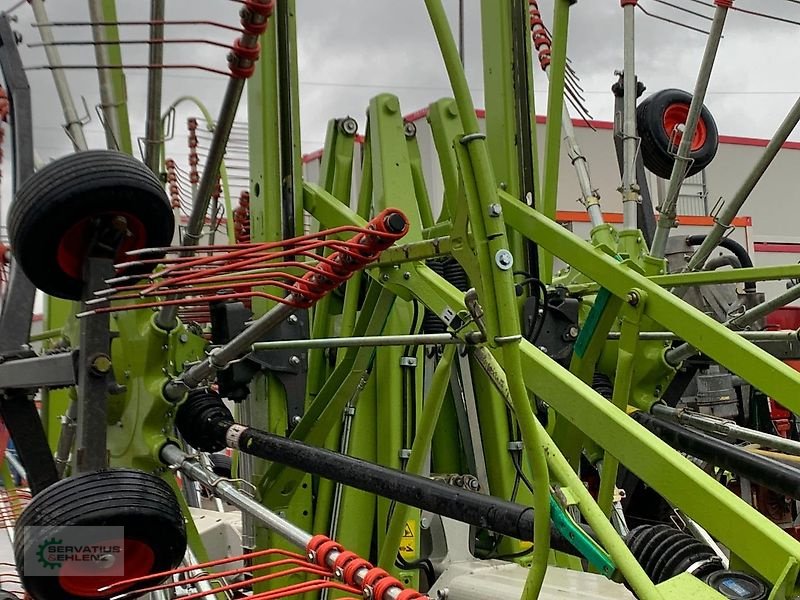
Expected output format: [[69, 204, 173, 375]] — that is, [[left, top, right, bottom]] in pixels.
[[1, 0, 799, 230]]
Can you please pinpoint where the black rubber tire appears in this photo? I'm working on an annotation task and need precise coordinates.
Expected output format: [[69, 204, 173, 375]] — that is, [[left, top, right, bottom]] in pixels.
[[637, 89, 719, 180], [8, 150, 174, 301], [13, 469, 187, 600], [210, 453, 232, 478]]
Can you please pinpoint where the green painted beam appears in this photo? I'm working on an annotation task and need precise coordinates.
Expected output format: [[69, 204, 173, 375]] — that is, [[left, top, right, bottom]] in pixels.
[[650, 264, 800, 287], [539, 0, 572, 283], [499, 190, 800, 412]]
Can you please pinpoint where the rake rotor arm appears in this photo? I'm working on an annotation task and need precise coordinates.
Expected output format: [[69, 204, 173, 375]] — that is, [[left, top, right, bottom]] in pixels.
[[163, 209, 409, 400]]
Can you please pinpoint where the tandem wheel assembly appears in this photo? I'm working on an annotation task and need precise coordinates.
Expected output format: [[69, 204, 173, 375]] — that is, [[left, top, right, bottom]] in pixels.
[[13, 469, 187, 600], [8, 150, 175, 301]]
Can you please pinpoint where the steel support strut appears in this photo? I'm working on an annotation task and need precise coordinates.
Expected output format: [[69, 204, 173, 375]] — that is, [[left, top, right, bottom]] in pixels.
[[157, 1, 273, 330], [650, 0, 730, 258], [0, 16, 58, 495], [143, 0, 165, 172], [29, 0, 88, 151], [620, 0, 639, 230], [680, 93, 800, 276]]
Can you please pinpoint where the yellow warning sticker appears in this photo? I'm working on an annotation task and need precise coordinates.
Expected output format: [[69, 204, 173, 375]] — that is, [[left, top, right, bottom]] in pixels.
[[399, 520, 417, 560]]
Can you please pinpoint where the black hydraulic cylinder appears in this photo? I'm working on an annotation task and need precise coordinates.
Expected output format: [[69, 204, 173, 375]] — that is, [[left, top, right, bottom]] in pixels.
[[633, 411, 800, 498]]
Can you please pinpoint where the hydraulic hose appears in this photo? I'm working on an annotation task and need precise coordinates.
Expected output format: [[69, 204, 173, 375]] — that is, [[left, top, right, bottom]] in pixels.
[[685, 235, 755, 292]]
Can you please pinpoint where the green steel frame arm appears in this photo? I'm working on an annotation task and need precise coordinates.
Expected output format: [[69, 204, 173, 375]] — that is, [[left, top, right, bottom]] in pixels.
[[498, 191, 800, 411], [650, 264, 800, 287], [303, 173, 800, 593], [539, 0, 571, 283]]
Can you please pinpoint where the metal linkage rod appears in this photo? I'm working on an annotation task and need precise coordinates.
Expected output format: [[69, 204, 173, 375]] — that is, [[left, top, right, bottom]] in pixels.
[[680, 94, 800, 276], [162, 444, 312, 549], [143, 0, 165, 172], [608, 330, 800, 342], [530, 2, 604, 228], [652, 404, 800, 456], [650, 0, 730, 258], [666, 281, 800, 365], [166, 300, 295, 399], [251, 332, 484, 352], [157, 0, 274, 330], [620, 0, 639, 230], [29, 0, 88, 151]]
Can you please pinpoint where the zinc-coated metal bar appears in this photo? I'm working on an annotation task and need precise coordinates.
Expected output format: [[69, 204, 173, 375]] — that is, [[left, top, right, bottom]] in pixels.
[[621, 3, 638, 230], [650, 3, 729, 258], [653, 404, 800, 457], [559, 98, 604, 228], [157, 78, 247, 329], [166, 301, 296, 398], [29, 0, 88, 151], [666, 281, 800, 364], [253, 333, 466, 351], [238, 395, 257, 553], [143, 0, 165, 171], [163, 445, 408, 600], [681, 94, 800, 275], [54, 400, 77, 477], [4, 450, 25, 482], [182, 545, 220, 599], [163, 444, 311, 548], [608, 330, 800, 342], [453, 354, 491, 493]]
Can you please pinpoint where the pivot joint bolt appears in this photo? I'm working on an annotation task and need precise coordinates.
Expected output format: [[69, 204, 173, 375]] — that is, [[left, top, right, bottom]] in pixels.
[[495, 249, 514, 271], [89, 354, 112, 376]]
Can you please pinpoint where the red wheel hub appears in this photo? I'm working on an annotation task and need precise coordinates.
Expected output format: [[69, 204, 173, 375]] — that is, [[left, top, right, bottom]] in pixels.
[[58, 538, 156, 598], [662, 103, 707, 152], [56, 212, 147, 280]]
